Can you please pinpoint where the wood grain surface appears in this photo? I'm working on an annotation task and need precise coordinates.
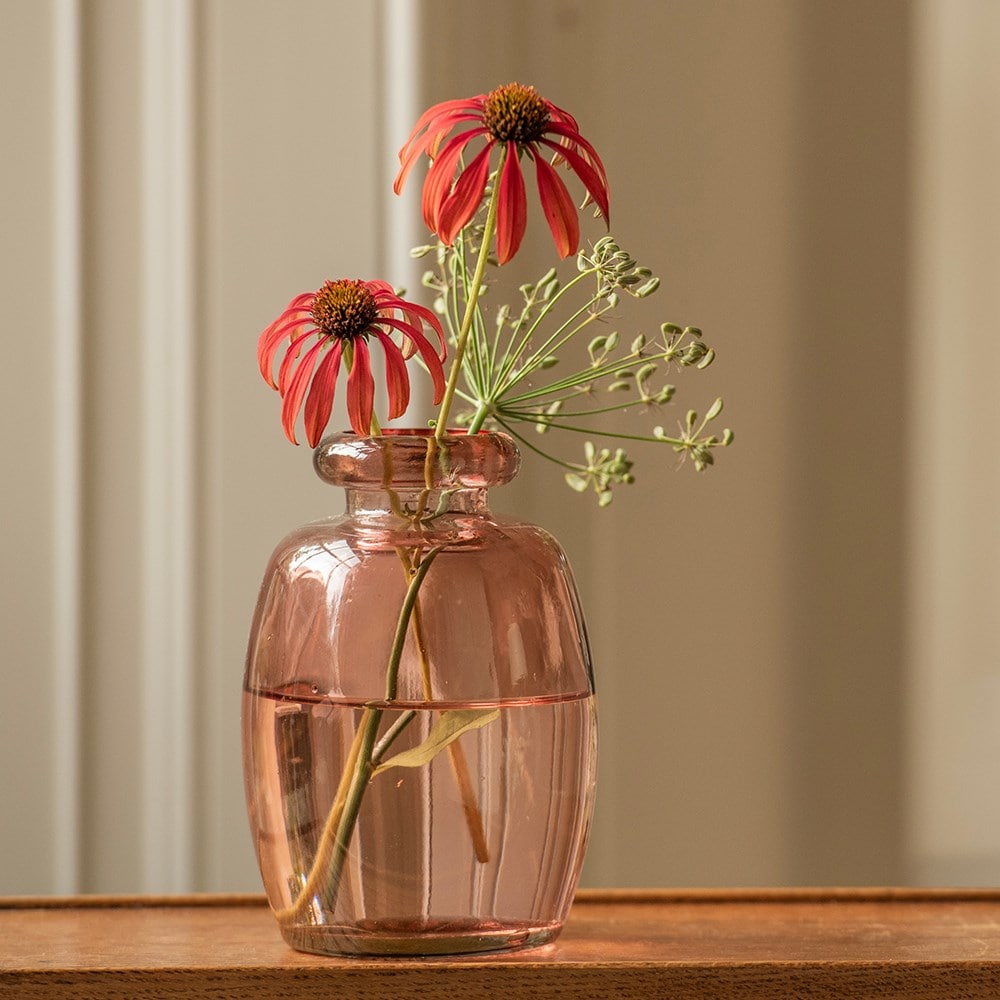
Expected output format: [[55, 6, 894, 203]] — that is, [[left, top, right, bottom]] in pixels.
[[2, 888, 999, 999]]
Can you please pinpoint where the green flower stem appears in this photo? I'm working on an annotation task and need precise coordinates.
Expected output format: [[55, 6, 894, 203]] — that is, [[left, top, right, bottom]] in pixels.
[[383, 546, 445, 699], [489, 282, 543, 383], [371, 709, 416, 766], [500, 398, 662, 420], [496, 305, 607, 397], [501, 354, 655, 405], [495, 417, 581, 471], [466, 400, 494, 435], [434, 149, 506, 441], [394, 543, 490, 862], [279, 544, 446, 921], [491, 269, 596, 392], [454, 231, 489, 397], [509, 417, 688, 446], [316, 707, 382, 911]]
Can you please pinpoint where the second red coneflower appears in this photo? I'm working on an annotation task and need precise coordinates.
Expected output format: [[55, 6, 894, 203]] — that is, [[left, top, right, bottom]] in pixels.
[[258, 278, 446, 445], [394, 82, 610, 264]]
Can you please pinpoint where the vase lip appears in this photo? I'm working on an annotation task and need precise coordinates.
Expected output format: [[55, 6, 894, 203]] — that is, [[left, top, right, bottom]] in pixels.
[[312, 428, 521, 489]]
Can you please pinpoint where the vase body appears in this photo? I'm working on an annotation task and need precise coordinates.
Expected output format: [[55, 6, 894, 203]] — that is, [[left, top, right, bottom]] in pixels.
[[242, 430, 597, 956]]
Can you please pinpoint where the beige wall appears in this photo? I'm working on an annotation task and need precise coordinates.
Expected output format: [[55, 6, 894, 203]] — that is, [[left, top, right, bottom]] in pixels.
[[2, 0, 998, 894]]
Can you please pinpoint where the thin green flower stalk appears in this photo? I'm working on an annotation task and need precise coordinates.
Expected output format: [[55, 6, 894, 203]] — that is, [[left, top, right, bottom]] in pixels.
[[433, 149, 506, 440]]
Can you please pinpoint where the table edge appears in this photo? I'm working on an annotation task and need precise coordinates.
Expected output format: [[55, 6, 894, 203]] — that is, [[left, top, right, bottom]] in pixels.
[[3, 886, 1000, 911]]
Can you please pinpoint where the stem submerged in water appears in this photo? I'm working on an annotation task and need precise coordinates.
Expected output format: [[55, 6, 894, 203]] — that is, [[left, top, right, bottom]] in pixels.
[[276, 545, 445, 924]]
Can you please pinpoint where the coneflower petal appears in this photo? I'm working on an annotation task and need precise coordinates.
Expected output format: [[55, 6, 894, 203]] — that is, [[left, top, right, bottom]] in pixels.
[[303, 341, 343, 448], [422, 129, 489, 233], [379, 315, 442, 365], [544, 122, 609, 182], [543, 99, 581, 134], [540, 129, 611, 221], [280, 339, 326, 445], [398, 300, 447, 359], [534, 153, 580, 259], [496, 141, 527, 264], [371, 287, 447, 361], [374, 331, 411, 420], [437, 143, 493, 245], [277, 330, 317, 396], [258, 311, 313, 387], [394, 322, 446, 405], [346, 337, 376, 436], [396, 98, 485, 167]]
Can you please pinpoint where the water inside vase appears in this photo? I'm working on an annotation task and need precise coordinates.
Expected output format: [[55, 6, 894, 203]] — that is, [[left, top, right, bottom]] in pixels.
[[243, 683, 598, 955]]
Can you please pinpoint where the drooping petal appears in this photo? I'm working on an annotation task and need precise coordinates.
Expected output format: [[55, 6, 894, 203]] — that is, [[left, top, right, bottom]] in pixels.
[[379, 317, 446, 405], [303, 341, 343, 447], [437, 142, 494, 245], [371, 286, 446, 362], [422, 128, 489, 234], [420, 129, 490, 235], [257, 310, 313, 387], [280, 339, 326, 445], [544, 121, 609, 185], [395, 109, 485, 195], [346, 337, 376, 435], [379, 315, 437, 362], [398, 97, 483, 150], [540, 127, 610, 222], [422, 134, 473, 232], [394, 97, 486, 189], [534, 152, 580, 258], [367, 279, 396, 298], [277, 330, 317, 395], [496, 141, 527, 264], [544, 99, 581, 135], [374, 331, 410, 420], [399, 300, 447, 359]]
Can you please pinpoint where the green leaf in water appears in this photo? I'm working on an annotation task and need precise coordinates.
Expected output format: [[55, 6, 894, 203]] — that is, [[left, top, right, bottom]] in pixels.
[[372, 708, 500, 776]]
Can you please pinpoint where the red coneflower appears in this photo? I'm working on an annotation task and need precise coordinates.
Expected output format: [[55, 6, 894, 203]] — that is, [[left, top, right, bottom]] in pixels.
[[258, 278, 446, 445], [394, 82, 610, 264]]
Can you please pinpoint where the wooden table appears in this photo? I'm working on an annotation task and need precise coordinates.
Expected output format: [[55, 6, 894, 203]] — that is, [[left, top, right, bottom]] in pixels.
[[2, 889, 999, 998]]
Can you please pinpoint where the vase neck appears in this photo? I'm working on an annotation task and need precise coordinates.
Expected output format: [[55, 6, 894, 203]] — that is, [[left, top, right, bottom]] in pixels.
[[344, 485, 491, 519], [313, 430, 520, 499]]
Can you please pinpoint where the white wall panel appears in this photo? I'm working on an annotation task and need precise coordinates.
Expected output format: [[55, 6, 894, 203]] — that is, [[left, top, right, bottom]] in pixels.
[[1, 0, 64, 895], [138, 0, 196, 892], [908, 0, 1000, 885]]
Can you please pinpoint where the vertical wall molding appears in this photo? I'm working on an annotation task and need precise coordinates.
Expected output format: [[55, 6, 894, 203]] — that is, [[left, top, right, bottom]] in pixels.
[[52, 0, 83, 895], [378, 0, 426, 417], [908, 0, 1000, 884], [139, 0, 197, 892]]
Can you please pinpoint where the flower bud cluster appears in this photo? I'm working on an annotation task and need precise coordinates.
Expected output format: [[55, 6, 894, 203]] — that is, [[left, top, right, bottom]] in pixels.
[[565, 442, 636, 507], [579, 236, 659, 303]]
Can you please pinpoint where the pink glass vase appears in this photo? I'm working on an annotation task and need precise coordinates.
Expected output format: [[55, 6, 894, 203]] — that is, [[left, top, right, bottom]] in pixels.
[[242, 430, 598, 956]]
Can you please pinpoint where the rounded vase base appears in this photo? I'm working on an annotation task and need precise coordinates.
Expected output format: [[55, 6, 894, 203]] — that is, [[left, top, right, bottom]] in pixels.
[[280, 917, 563, 957]]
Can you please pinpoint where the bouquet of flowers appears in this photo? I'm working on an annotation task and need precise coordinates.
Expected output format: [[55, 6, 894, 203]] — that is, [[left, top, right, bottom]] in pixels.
[[259, 82, 730, 503], [248, 82, 731, 955]]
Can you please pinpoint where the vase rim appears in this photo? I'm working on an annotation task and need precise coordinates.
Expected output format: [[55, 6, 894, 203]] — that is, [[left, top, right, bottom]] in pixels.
[[312, 428, 521, 489]]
